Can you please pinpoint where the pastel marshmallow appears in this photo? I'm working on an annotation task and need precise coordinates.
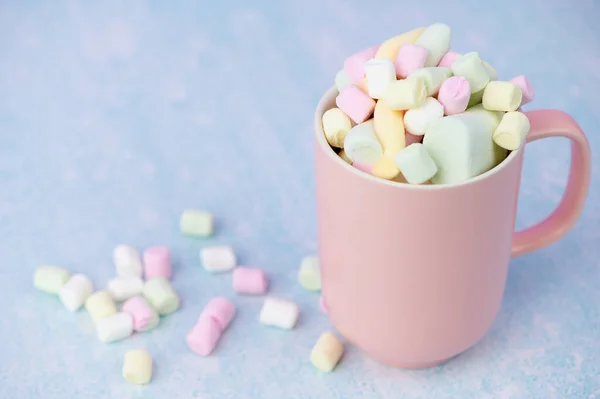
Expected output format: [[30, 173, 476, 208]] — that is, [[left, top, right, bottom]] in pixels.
[[311, 332, 344, 372], [142, 277, 179, 315], [371, 156, 400, 180], [414, 23, 452, 67], [34, 266, 70, 294], [482, 81, 523, 112], [123, 350, 152, 385], [483, 61, 497, 81], [143, 246, 172, 280], [233, 267, 268, 295], [375, 27, 426, 61], [373, 99, 406, 156], [394, 44, 428, 78], [85, 291, 117, 322], [407, 67, 452, 96], [322, 108, 353, 148], [96, 312, 134, 343], [180, 209, 214, 237], [450, 52, 490, 93], [509, 75, 534, 105], [335, 86, 376, 124], [493, 111, 531, 151], [187, 316, 222, 356], [403, 97, 444, 136], [200, 245, 237, 272], [343, 45, 379, 83], [114, 245, 143, 278], [338, 149, 352, 164], [437, 51, 459, 68], [259, 298, 299, 330], [200, 297, 236, 331], [334, 69, 351, 92], [107, 276, 143, 302], [354, 78, 370, 95], [319, 296, 328, 314], [393, 143, 438, 185], [364, 58, 396, 99], [381, 77, 427, 110], [405, 132, 423, 146], [59, 274, 93, 312], [298, 256, 321, 291], [437, 76, 471, 115], [343, 120, 383, 165], [122, 295, 160, 332]]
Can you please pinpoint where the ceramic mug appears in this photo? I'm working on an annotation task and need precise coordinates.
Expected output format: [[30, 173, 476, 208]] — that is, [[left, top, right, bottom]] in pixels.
[[314, 87, 591, 369]]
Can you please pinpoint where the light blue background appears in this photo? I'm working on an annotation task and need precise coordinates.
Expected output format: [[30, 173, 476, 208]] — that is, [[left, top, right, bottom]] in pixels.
[[1, 1, 599, 398]]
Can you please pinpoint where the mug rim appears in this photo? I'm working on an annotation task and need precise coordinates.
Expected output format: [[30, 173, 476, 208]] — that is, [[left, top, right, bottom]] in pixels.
[[314, 86, 522, 190]]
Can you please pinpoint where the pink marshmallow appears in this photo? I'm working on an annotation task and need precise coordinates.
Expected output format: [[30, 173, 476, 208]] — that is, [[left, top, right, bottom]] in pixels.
[[335, 86, 376, 124], [343, 45, 379, 83], [319, 295, 328, 314], [143, 246, 172, 280], [232, 267, 268, 295], [437, 76, 471, 115], [122, 295, 157, 331], [394, 44, 428, 78], [509, 75, 534, 105], [187, 316, 222, 356], [353, 161, 373, 174], [199, 297, 235, 332], [437, 51, 459, 68], [405, 132, 423, 146]]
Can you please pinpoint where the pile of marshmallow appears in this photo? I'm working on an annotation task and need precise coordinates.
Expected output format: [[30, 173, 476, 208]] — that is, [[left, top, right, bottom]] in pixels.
[[322, 23, 535, 185]]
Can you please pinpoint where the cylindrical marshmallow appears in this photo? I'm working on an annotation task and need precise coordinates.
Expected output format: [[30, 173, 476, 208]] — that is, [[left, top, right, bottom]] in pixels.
[[180, 209, 214, 237], [199, 297, 236, 331], [259, 298, 299, 330], [364, 58, 396, 99], [334, 69, 351, 92], [311, 332, 344, 372], [338, 149, 352, 165], [114, 244, 142, 278], [403, 97, 444, 136], [509, 75, 534, 105], [373, 99, 406, 156], [343, 120, 383, 165], [123, 350, 153, 385], [298, 256, 321, 291], [335, 86, 376, 124], [107, 276, 143, 302], [437, 76, 471, 115], [393, 143, 438, 185], [493, 111, 531, 151], [59, 274, 93, 312], [414, 23, 452, 67], [437, 51, 459, 68], [483, 61, 497, 81], [319, 296, 328, 314], [96, 312, 133, 342], [343, 45, 379, 83], [34, 266, 70, 294], [122, 295, 160, 332], [200, 245, 237, 272], [450, 52, 490, 93], [233, 267, 268, 295], [322, 108, 352, 148], [375, 27, 426, 61], [381, 77, 427, 110], [407, 67, 452, 96], [144, 246, 172, 280], [187, 316, 222, 356], [482, 81, 523, 112], [143, 277, 179, 315], [85, 291, 117, 322], [394, 43, 428, 78], [371, 156, 400, 181]]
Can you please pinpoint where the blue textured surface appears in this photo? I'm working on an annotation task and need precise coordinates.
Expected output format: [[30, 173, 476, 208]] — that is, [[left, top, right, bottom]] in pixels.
[[1, 1, 599, 398]]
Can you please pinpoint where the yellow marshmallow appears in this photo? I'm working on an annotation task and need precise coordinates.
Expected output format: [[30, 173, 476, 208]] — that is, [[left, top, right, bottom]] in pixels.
[[85, 291, 117, 322], [374, 96, 406, 156], [371, 156, 400, 180], [493, 111, 530, 151], [322, 108, 352, 148], [375, 27, 426, 61], [482, 81, 523, 112], [123, 350, 153, 385], [311, 332, 344, 372]]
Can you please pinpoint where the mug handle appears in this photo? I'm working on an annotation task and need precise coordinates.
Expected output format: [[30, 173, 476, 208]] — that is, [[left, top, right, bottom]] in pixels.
[[511, 109, 592, 257]]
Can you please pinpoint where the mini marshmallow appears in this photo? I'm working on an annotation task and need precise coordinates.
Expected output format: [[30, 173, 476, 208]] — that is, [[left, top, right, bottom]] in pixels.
[[259, 298, 299, 330], [509, 75, 535, 105], [107, 276, 143, 302], [343, 45, 379, 83], [187, 316, 222, 356], [335, 86, 376, 124], [375, 27, 426, 61], [319, 296, 328, 314], [322, 108, 353, 148], [483, 61, 497, 81], [311, 332, 344, 372], [364, 58, 396, 99], [394, 143, 438, 185], [373, 99, 406, 156], [343, 120, 383, 165], [482, 81, 523, 112], [200, 297, 236, 331], [143, 277, 179, 315], [96, 312, 133, 343], [403, 97, 444, 136], [371, 156, 400, 180], [394, 44, 428, 78], [437, 76, 471, 115], [123, 350, 152, 385], [437, 51, 459, 68], [122, 295, 160, 332], [407, 67, 452, 96], [180, 209, 214, 237], [144, 246, 172, 280], [233, 267, 268, 295], [338, 149, 352, 164], [200, 245, 237, 272], [85, 291, 117, 322], [334, 69, 351, 92], [354, 78, 370, 95], [450, 52, 490, 93], [381, 77, 427, 110], [59, 274, 93, 312], [493, 111, 531, 151], [114, 245, 142, 278], [414, 23, 452, 67], [34, 266, 70, 294], [298, 256, 321, 291]]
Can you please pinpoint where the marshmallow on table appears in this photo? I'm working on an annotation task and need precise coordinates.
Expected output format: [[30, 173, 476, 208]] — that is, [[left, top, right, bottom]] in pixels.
[[233, 267, 268, 295], [108, 276, 143, 302], [482, 81, 523, 112], [122, 295, 160, 332], [187, 298, 235, 356], [414, 23, 452, 67], [509, 75, 534, 105], [180, 209, 214, 237], [371, 156, 400, 180], [375, 27, 426, 61], [407, 67, 452, 96], [59, 274, 93, 312], [200, 297, 235, 331], [123, 350, 152, 385], [437, 51, 459, 68], [381, 77, 427, 110], [343, 45, 379, 83], [493, 111, 531, 151], [143, 277, 179, 315], [373, 99, 406, 156], [335, 86, 376, 124], [343, 120, 383, 165], [437, 76, 471, 115], [85, 291, 117, 322], [114, 245, 142, 278], [394, 143, 438, 185], [260, 298, 299, 330], [34, 266, 70, 294], [403, 97, 444, 136], [322, 108, 353, 148], [335, 69, 351, 92], [200, 245, 236, 272], [394, 44, 428, 78], [96, 312, 133, 343], [450, 52, 490, 93], [311, 332, 344, 372], [364, 58, 396, 99], [338, 149, 352, 165], [298, 256, 321, 291], [144, 246, 172, 280], [483, 61, 497, 81]]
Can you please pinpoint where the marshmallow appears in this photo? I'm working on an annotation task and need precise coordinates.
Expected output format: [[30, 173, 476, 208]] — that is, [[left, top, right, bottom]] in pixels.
[[34, 266, 70, 294], [437, 51, 459, 68], [414, 23, 452, 67], [364, 58, 396, 99], [122, 295, 160, 332], [403, 97, 444, 136], [372, 156, 401, 180], [343, 45, 379, 83], [200, 245, 237, 272], [335, 86, 376, 124], [107, 276, 143, 302], [334, 69, 351, 92], [405, 131, 423, 146], [509, 75, 535, 105], [482, 81, 523, 112], [437, 76, 471, 115], [343, 120, 383, 165], [373, 99, 406, 156], [322, 108, 353, 148], [200, 297, 236, 331], [298, 256, 321, 291], [319, 296, 328, 314], [483, 61, 497, 81], [259, 298, 299, 330], [144, 246, 172, 280], [450, 52, 490, 93], [353, 162, 373, 174], [375, 27, 426, 61], [180, 209, 214, 237], [338, 149, 352, 164], [493, 111, 531, 151], [59, 274, 93, 312], [381, 77, 427, 110], [96, 312, 134, 343], [143, 277, 179, 315], [354, 78, 370, 95], [123, 350, 152, 385], [407, 67, 452, 96], [394, 143, 438, 185], [114, 245, 143, 278], [85, 291, 117, 322], [187, 315, 222, 356], [394, 44, 428, 78], [311, 332, 344, 372], [233, 267, 268, 295]]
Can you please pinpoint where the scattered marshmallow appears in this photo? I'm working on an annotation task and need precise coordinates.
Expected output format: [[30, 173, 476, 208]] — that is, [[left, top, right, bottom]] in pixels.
[[180, 209, 214, 237], [381, 77, 427, 110], [298, 256, 321, 291], [373, 99, 406, 156], [450, 52, 490, 93], [334, 69, 351, 92], [403, 97, 444, 136], [407, 66, 452, 96], [437, 51, 459, 68], [394, 143, 438, 184], [142, 277, 179, 316], [123, 350, 153, 385], [322, 108, 353, 148], [199, 297, 236, 331], [233, 267, 268, 295], [260, 298, 299, 330], [493, 111, 531, 151], [437, 76, 471, 115], [200, 245, 237, 273], [144, 246, 172, 280], [364, 58, 396, 99], [414, 23, 452, 67], [311, 332, 344, 372], [114, 245, 143, 278], [122, 295, 160, 332], [375, 27, 426, 61], [509, 75, 534, 105], [187, 314, 222, 356], [34, 266, 70, 294], [343, 120, 383, 165], [394, 44, 428, 78], [336, 86, 376, 124], [107, 276, 143, 302], [59, 274, 93, 312], [343, 45, 379, 83], [85, 291, 117, 322], [482, 81, 523, 112], [371, 156, 401, 180], [96, 312, 134, 343]]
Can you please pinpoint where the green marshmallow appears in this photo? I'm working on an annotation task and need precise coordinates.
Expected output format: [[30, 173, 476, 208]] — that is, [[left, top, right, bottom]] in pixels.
[[180, 209, 214, 237], [298, 256, 321, 292], [34, 266, 71, 294], [142, 277, 179, 316]]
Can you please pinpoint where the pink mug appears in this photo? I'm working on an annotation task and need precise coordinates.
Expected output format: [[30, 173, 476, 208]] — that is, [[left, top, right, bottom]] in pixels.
[[314, 87, 591, 369]]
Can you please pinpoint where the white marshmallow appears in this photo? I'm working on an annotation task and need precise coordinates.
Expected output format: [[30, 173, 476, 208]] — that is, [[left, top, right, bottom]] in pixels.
[[414, 23, 452, 67], [403, 97, 444, 136], [59, 274, 94, 312], [200, 246, 236, 272], [335, 69, 351, 92], [493, 111, 531, 151], [34, 266, 70, 294], [407, 67, 452, 96], [364, 58, 396, 99], [322, 108, 353, 148], [450, 52, 490, 93], [381, 77, 427, 110], [96, 312, 134, 343], [482, 81, 523, 112], [108, 276, 144, 302], [343, 120, 383, 165], [394, 143, 438, 185], [114, 245, 143, 278], [259, 298, 299, 330]]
